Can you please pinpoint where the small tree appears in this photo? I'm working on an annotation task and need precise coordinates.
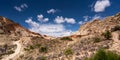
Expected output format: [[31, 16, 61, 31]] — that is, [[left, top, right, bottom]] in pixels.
[[93, 37, 101, 43], [29, 45, 34, 49], [39, 46, 48, 53], [64, 48, 73, 56], [102, 30, 112, 40], [86, 49, 120, 60]]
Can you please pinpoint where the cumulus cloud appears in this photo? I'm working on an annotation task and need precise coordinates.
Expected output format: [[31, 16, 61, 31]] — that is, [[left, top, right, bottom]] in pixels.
[[94, 0, 111, 12], [47, 9, 57, 14], [25, 18, 73, 37], [54, 16, 65, 24], [25, 18, 39, 27], [14, 3, 28, 12], [54, 16, 76, 24], [37, 14, 49, 22], [65, 18, 76, 24]]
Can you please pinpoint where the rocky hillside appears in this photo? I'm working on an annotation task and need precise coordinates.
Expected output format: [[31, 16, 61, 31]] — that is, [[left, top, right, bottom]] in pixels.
[[0, 16, 42, 36], [0, 12, 120, 60], [75, 13, 120, 36]]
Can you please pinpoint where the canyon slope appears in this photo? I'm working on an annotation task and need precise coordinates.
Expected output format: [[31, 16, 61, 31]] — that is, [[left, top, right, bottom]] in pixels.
[[0, 12, 120, 60]]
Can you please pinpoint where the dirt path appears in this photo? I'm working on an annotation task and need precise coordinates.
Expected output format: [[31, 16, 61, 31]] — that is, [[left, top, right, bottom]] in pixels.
[[2, 41, 22, 60]]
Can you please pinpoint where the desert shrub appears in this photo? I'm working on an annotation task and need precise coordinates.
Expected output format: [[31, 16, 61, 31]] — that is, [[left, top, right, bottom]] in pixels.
[[7, 50, 14, 54], [61, 37, 73, 41], [64, 48, 73, 56], [24, 48, 30, 51], [24, 44, 42, 51], [39, 46, 48, 53], [35, 44, 41, 48], [29, 45, 34, 49], [24, 45, 34, 51], [111, 25, 120, 32], [102, 30, 112, 40], [93, 37, 101, 43], [86, 49, 120, 60]]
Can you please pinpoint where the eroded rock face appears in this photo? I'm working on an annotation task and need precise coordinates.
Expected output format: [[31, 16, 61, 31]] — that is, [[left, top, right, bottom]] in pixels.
[[0, 16, 38, 37]]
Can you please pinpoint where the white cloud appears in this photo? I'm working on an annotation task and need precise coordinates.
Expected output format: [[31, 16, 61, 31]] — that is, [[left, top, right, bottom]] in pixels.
[[94, 0, 111, 12], [83, 16, 90, 22], [54, 16, 76, 24], [25, 18, 73, 37], [78, 15, 102, 25], [14, 3, 28, 12], [44, 18, 49, 22], [65, 18, 76, 24], [37, 14, 49, 22], [25, 18, 39, 27], [37, 14, 43, 20], [47, 9, 57, 14], [92, 15, 102, 20], [14, 6, 22, 12], [54, 16, 65, 24]]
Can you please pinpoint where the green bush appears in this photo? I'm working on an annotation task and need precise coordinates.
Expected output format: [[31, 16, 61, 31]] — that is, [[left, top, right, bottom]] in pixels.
[[35, 44, 41, 48], [93, 37, 101, 43], [87, 49, 120, 60], [64, 48, 73, 56], [102, 30, 112, 40], [29, 45, 34, 49], [111, 25, 120, 32], [7, 50, 15, 54], [61, 37, 73, 41], [24, 48, 30, 51], [39, 46, 48, 53]]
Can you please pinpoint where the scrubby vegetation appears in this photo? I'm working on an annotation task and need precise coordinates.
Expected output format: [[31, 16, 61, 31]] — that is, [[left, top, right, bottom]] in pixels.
[[29, 45, 34, 49], [39, 46, 48, 53], [64, 48, 73, 56], [86, 49, 120, 60], [61, 37, 73, 41], [102, 30, 112, 40], [35, 44, 41, 48], [24, 44, 41, 51], [93, 37, 101, 43], [111, 25, 120, 32], [24, 45, 34, 51]]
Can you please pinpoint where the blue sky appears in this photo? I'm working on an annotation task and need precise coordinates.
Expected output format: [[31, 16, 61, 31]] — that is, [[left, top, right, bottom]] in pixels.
[[0, 0, 120, 37]]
